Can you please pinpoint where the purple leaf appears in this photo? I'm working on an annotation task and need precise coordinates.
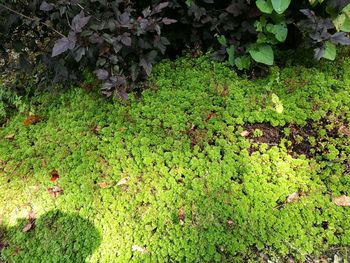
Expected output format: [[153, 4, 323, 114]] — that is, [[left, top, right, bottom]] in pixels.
[[67, 31, 77, 49], [89, 33, 103, 44], [314, 46, 325, 60], [94, 69, 109, 80], [153, 2, 169, 14], [140, 51, 157, 76], [71, 11, 91, 33], [140, 58, 152, 75], [161, 18, 177, 25], [40, 1, 54, 12], [118, 12, 130, 25], [52, 37, 70, 57], [118, 89, 129, 100], [139, 19, 149, 31], [142, 7, 152, 18], [300, 9, 316, 23], [120, 36, 132, 46], [73, 47, 85, 62], [331, 32, 350, 45]]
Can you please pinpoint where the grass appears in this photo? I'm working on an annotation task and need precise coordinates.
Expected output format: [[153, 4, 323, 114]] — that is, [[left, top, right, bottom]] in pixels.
[[1, 55, 350, 262]]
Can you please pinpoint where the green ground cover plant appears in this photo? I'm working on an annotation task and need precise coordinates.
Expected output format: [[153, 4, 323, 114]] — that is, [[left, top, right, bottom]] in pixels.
[[1, 55, 350, 262]]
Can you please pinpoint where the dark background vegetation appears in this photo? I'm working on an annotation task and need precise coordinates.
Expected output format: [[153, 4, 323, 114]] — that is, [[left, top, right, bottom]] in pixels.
[[0, 0, 349, 99]]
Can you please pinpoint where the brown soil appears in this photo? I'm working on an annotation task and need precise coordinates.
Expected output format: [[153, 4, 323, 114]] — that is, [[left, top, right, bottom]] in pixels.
[[243, 123, 282, 145]]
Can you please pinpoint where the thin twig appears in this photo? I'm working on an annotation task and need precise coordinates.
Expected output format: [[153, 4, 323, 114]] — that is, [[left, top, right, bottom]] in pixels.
[[65, 12, 71, 28], [77, 3, 85, 10], [0, 3, 65, 38]]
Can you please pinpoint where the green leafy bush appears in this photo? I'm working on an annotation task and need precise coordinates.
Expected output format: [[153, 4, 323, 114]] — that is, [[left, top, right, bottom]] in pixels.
[[1, 56, 350, 262]]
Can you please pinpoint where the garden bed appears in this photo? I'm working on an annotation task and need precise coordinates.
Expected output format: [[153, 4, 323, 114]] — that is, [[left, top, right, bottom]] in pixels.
[[1, 56, 350, 262]]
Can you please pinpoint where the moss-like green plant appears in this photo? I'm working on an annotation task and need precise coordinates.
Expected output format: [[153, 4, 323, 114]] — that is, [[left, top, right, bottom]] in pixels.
[[1, 55, 350, 262]]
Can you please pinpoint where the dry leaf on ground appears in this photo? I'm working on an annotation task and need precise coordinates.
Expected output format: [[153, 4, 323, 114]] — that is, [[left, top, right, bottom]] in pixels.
[[50, 169, 59, 182], [22, 222, 34, 232], [178, 206, 185, 225], [332, 195, 350, 206], [116, 177, 128, 186], [227, 220, 234, 226], [23, 210, 36, 232], [240, 130, 250, 137], [98, 182, 110, 188], [23, 115, 40, 126], [4, 134, 15, 140], [132, 245, 148, 254], [286, 192, 299, 203], [338, 125, 350, 136]]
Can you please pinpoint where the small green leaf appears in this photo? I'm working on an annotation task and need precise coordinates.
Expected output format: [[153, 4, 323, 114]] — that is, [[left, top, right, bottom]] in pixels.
[[256, 0, 273, 14], [334, 13, 350, 32], [226, 45, 235, 66], [271, 93, 284, 113], [341, 15, 350, 32], [217, 35, 227, 46], [234, 56, 251, 70], [323, 41, 336, 60], [271, 0, 291, 14], [266, 22, 288, 42], [248, 44, 274, 65]]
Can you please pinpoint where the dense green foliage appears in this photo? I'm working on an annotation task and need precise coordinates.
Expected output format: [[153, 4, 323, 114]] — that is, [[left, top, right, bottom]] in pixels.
[[1, 56, 350, 262], [1, 0, 350, 96]]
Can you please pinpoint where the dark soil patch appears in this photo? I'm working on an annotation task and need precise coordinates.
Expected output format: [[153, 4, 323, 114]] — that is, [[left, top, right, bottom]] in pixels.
[[186, 124, 208, 147], [244, 123, 282, 145], [287, 123, 317, 157]]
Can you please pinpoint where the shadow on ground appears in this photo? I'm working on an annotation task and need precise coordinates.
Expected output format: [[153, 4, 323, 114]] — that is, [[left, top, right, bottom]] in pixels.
[[0, 210, 101, 262]]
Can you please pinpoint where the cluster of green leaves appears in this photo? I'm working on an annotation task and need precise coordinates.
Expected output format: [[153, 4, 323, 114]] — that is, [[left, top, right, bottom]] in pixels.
[[1, 55, 350, 262]]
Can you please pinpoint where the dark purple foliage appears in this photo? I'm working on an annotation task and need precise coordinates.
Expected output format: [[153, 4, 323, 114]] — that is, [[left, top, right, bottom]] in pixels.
[[0, 0, 350, 98]]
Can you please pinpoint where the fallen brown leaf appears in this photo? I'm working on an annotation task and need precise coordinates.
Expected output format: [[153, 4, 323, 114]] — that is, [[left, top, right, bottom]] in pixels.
[[91, 125, 102, 134], [23, 210, 36, 232], [28, 210, 36, 221], [205, 111, 217, 123], [332, 195, 350, 206], [338, 125, 350, 137], [23, 115, 40, 126], [98, 182, 110, 188], [286, 192, 299, 203], [47, 186, 63, 198], [50, 169, 59, 182], [240, 130, 250, 137], [4, 134, 15, 140], [178, 206, 185, 225], [132, 245, 148, 254], [0, 240, 8, 250], [116, 177, 128, 186], [22, 222, 34, 232]]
